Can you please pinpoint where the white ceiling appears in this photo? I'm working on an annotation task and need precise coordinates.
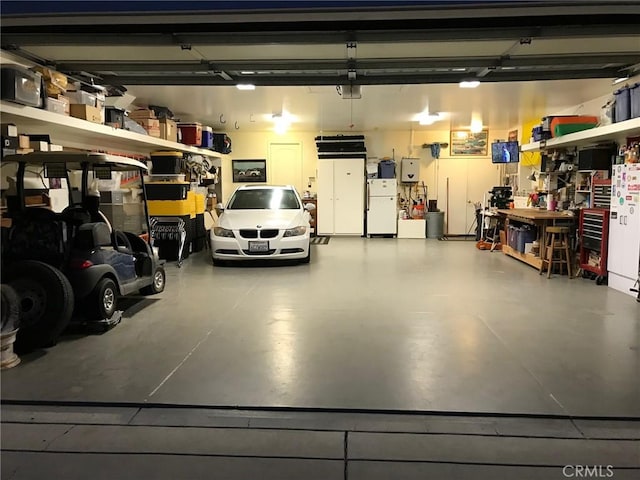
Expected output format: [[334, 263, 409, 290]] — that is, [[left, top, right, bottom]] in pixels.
[[125, 77, 620, 134]]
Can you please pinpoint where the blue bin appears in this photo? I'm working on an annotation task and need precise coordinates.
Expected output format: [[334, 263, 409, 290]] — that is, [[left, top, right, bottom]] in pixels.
[[517, 226, 536, 253], [614, 86, 631, 123], [630, 83, 640, 119], [378, 160, 396, 179], [200, 126, 213, 148]]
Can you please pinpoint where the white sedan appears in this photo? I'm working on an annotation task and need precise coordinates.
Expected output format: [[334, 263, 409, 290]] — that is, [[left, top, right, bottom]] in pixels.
[[210, 185, 312, 265]]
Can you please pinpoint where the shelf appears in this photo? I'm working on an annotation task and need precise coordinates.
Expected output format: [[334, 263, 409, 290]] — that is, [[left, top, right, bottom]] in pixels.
[[0, 100, 228, 159], [502, 244, 543, 269], [521, 117, 640, 152]]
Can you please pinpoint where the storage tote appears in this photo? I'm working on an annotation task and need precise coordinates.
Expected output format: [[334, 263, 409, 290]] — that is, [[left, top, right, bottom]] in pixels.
[[177, 123, 202, 146], [630, 83, 640, 119], [614, 86, 631, 123]]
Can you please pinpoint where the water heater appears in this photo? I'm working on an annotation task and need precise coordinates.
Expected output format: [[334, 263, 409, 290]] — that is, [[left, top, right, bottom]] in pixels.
[[401, 158, 419, 183]]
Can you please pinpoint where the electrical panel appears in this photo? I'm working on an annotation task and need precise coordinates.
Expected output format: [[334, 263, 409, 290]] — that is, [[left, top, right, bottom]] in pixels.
[[401, 158, 419, 183]]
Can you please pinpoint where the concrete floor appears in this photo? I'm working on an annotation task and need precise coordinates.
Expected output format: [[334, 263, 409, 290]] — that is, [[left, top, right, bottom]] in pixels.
[[1, 238, 639, 416]]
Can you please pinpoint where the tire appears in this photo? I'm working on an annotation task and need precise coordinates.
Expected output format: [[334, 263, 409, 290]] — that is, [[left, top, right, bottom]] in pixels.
[[5, 261, 74, 350], [140, 267, 166, 295], [1, 284, 21, 333], [301, 244, 311, 264], [87, 278, 118, 320]]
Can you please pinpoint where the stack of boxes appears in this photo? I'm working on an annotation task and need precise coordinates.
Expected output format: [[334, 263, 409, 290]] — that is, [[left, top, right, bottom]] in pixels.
[[34, 66, 71, 118], [129, 108, 161, 137], [67, 85, 104, 124]]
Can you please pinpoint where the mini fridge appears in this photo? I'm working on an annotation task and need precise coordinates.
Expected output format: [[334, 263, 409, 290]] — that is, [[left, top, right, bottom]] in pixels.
[[366, 178, 397, 236]]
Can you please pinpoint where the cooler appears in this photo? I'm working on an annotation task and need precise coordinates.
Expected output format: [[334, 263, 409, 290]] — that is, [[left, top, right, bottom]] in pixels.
[[200, 126, 213, 148], [177, 123, 202, 146]]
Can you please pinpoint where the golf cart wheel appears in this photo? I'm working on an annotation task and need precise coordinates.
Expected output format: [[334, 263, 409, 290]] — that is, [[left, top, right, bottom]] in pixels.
[[140, 267, 166, 295], [1, 284, 21, 333], [6, 261, 74, 350], [88, 278, 118, 320]]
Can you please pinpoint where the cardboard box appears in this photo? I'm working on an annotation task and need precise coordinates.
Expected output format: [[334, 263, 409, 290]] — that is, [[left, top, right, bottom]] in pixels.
[[160, 118, 178, 142], [18, 135, 30, 149], [135, 118, 160, 130], [49, 144, 63, 152], [16, 148, 34, 154], [70, 104, 102, 124], [29, 141, 49, 151], [129, 108, 156, 119], [146, 127, 161, 138]]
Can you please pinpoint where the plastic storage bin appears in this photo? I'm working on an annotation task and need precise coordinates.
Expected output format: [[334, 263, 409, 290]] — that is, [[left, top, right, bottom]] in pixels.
[[145, 182, 190, 200], [150, 151, 183, 175], [200, 126, 213, 148], [614, 86, 631, 123], [1, 65, 42, 107], [177, 123, 202, 146], [630, 83, 640, 119]]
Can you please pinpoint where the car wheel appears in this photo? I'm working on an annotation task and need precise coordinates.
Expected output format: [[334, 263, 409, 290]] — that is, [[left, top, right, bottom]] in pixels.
[[140, 267, 166, 295], [5, 261, 74, 350], [1, 284, 21, 333], [301, 244, 311, 264], [88, 278, 118, 320]]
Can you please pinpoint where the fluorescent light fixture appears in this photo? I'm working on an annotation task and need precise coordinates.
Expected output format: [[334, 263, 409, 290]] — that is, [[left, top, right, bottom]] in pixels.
[[236, 83, 256, 90], [612, 75, 630, 85], [241, 71, 256, 75], [459, 80, 480, 89], [418, 113, 440, 125]]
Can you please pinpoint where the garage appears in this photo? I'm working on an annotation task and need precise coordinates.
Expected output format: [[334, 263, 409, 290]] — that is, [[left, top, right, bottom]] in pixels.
[[1, 2, 639, 479]]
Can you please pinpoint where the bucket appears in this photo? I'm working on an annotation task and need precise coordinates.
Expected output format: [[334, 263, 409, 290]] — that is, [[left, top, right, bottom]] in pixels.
[[1, 329, 20, 369], [426, 211, 444, 238]]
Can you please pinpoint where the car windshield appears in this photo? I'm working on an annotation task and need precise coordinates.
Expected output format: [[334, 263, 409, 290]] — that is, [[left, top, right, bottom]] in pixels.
[[227, 188, 300, 210]]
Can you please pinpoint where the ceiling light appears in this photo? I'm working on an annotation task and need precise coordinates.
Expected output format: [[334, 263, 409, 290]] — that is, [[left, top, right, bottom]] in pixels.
[[418, 113, 441, 125], [612, 75, 630, 85], [459, 80, 480, 89], [236, 84, 256, 90], [470, 120, 483, 133], [272, 113, 291, 134], [241, 71, 256, 75]]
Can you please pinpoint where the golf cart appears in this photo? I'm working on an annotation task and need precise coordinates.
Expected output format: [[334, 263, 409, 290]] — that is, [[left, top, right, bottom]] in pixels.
[[1, 152, 165, 350]]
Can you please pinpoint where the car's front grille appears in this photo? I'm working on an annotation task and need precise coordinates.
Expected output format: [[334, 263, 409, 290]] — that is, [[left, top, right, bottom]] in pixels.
[[259, 229, 279, 239], [239, 229, 279, 239], [242, 249, 276, 256]]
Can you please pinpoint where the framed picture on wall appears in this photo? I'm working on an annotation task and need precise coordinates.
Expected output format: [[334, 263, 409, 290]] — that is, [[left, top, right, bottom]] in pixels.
[[232, 159, 267, 183], [450, 130, 489, 156]]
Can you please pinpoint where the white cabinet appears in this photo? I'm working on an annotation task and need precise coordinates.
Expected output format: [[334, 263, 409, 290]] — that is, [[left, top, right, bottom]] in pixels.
[[317, 157, 365, 235]]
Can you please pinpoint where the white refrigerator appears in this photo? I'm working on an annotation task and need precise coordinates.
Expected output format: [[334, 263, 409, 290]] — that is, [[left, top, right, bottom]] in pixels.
[[608, 164, 640, 297], [366, 178, 398, 236]]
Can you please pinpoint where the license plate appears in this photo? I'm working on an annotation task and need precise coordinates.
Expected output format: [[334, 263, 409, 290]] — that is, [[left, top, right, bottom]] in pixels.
[[249, 241, 269, 252]]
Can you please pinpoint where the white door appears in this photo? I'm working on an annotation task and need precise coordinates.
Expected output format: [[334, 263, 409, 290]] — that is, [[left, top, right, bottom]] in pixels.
[[368, 196, 397, 234], [334, 158, 364, 235], [269, 143, 302, 192], [317, 159, 335, 235]]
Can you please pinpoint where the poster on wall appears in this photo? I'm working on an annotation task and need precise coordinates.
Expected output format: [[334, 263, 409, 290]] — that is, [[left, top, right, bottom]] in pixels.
[[232, 159, 267, 183], [450, 130, 489, 156]]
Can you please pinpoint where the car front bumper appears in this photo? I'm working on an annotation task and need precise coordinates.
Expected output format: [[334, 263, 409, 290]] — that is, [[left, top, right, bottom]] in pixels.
[[210, 231, 310, 261]]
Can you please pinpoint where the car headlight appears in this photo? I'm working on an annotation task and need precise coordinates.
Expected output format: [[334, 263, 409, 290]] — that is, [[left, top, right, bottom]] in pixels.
[[283, 226, 307, 237], [213, 227, 235, 238]]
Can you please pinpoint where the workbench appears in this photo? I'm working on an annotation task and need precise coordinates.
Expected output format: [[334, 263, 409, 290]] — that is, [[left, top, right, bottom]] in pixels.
[[497, 208, 576, 269]]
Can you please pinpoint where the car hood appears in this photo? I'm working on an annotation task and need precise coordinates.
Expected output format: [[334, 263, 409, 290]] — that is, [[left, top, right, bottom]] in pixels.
[[218, 209, 308, 230]]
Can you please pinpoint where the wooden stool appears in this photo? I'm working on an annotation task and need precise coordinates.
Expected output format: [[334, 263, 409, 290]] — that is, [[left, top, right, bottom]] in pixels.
[[539, 226, 573, 279]]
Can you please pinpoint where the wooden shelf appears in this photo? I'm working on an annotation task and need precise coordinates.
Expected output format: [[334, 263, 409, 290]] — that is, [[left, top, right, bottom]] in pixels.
[[521, 117, 640, 152], [0, 100, 228, 159], [502, 244, 543, 269]]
